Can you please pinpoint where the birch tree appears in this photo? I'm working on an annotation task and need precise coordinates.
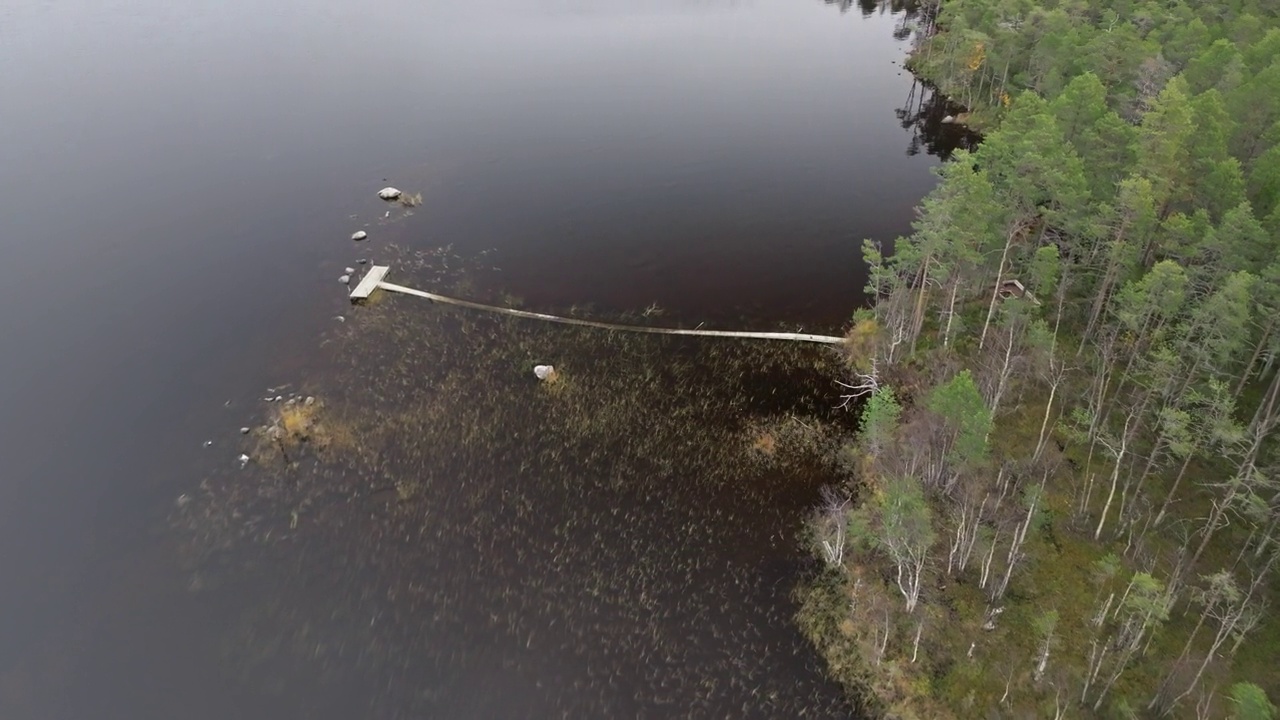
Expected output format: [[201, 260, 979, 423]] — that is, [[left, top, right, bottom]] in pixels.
[[1032, 608, 1059, 683], [1155, 380, 1244, 525], [1153, 550, 1279, 715], [849, 476, 936, 613], [1083, 571, 1169, 711]]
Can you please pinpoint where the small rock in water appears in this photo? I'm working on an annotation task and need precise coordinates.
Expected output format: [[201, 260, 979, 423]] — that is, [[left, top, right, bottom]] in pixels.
[[378, 187, 402, 201], [339, 274, 351, 285], [533, 364, 556, 381], [304, 396, 316, 406], [351, 230, 368, 241], [274, 395, 283, 402], [941, 115, 956, 124], [357, 258, 368, 265], [175, 493, 191, 508], [344, 267, 355, 274], [334, 315, 346, 323], [240, 427, 251, 434], [263, 396, 275, 402], [202, 439, 213, 448], [238, 453, 251, 468]]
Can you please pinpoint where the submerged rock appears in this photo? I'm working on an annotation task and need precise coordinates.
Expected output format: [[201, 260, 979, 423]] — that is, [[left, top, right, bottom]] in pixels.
[[378, 187, 402, 201], [351, 230, 368, 241], [339, 274, 351, 285]]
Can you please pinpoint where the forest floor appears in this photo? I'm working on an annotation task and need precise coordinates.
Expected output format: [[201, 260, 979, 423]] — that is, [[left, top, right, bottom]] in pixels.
[[796, 338, 1280, 718]]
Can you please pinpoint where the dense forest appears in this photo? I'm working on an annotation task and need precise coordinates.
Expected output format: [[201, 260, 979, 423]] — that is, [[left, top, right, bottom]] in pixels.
[[800, 0, 1280, 717]]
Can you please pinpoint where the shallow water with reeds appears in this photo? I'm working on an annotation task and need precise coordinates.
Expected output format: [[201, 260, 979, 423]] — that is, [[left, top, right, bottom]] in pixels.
[[179, 250, 866, 717]]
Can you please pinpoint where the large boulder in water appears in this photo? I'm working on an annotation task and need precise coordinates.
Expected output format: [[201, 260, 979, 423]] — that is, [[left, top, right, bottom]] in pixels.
[[378, 187, 402, 201]]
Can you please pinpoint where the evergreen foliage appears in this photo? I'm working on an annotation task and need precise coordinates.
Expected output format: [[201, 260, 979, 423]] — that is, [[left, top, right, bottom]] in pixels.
[[802, 0, 1280, 715]]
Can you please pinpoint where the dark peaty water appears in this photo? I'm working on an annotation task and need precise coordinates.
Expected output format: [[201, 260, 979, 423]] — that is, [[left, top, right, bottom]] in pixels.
[[0, 0, 969, 717]]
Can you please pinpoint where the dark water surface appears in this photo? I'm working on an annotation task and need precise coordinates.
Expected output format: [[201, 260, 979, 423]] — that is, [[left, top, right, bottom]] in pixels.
[[0, 0, 967, 717]]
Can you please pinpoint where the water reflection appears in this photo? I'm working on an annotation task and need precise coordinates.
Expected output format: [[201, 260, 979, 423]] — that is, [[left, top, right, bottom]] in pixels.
[[819, 0, 978, 159], [823, 0, 925, 20], [898, 79, 983, 158]]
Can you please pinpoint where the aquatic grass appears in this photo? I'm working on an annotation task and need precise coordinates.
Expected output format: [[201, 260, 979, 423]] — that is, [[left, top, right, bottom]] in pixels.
[[173, 245, 860, 717], [244, 397, 360, 468]]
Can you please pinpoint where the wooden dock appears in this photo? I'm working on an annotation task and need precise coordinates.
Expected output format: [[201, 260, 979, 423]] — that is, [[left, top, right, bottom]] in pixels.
[[348, 265, 390, 300], [349, 265, 845, 345]]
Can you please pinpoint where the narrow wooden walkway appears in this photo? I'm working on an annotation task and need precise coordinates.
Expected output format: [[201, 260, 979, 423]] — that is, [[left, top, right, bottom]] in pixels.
[[350, 266, 846, 345]]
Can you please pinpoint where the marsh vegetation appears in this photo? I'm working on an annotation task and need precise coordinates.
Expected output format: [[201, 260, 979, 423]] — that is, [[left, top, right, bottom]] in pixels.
[[174, 248, 864, 717]]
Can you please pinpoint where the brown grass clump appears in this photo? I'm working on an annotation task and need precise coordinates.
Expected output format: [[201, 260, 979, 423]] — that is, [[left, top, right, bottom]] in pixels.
[[250, 398, 354, 466], [277, 401, 319, 440], [751, 432, 778, 455], [742, 415, 838, 469], [398, 192, 423, 208]]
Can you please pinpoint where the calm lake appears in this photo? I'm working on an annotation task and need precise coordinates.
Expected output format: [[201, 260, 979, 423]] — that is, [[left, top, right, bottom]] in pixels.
[[0, 1, 971, 717]]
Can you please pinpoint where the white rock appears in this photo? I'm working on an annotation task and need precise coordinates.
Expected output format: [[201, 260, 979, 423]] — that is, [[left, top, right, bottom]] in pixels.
[[533, 365, 556, 381], [304, 396, 316, 406], [238, 453, 251, 468], [339, 274, 351, 285], [240, 427, 251, 434], [344, 267, 355, 274], [941, 115, 956, 124], [351, 230, 368, 241], [378, 187, 402, 201]]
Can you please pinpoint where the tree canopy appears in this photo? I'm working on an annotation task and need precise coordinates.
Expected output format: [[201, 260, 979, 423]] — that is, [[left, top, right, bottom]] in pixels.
[[801, 0, 1280, 715]]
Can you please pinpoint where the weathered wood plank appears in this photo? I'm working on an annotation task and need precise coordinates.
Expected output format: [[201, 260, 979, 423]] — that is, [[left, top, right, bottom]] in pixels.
[[349, 265, 390, 300], [374, 280, 846, 344]]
